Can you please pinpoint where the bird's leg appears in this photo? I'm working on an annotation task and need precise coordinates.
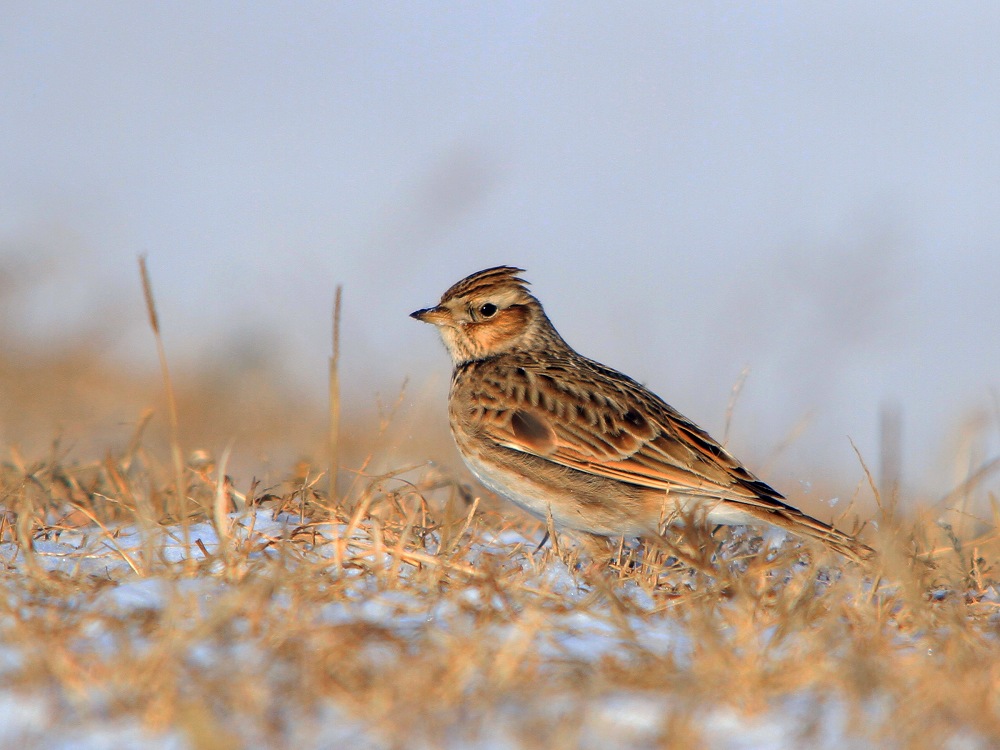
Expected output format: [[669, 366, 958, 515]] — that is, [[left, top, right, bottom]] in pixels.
[[711, 523, 727, 560], [533, 529, 551, 553]]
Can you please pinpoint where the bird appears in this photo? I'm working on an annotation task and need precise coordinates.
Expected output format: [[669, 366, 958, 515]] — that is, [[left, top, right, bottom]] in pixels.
[[411, 266, 873, 563]]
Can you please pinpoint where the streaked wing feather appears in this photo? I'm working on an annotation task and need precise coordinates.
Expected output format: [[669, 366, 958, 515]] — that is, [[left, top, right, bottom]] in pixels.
[[480, 357, 791, 511]]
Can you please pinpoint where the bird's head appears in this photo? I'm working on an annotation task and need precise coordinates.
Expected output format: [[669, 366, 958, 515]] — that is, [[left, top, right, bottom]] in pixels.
[[410, 266, 560, 365]]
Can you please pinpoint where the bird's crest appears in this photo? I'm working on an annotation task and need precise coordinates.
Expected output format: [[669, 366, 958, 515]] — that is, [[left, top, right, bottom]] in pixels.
[[439, 266, 529, 304]]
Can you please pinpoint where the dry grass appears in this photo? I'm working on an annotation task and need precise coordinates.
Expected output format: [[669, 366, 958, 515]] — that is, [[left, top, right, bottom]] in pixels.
[[2, 281, 1000, 749], [3, 437, 1000, 750]]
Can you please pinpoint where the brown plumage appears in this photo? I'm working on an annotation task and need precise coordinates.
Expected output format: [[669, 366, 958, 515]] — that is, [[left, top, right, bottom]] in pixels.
[[412, 266, 873, 563]]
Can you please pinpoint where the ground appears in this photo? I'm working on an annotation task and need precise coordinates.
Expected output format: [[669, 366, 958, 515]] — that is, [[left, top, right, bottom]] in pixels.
[[2, 447, 999, 750]]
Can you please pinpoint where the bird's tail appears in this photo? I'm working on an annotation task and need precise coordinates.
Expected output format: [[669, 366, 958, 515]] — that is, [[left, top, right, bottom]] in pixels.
[[744, 503, 876, 564]]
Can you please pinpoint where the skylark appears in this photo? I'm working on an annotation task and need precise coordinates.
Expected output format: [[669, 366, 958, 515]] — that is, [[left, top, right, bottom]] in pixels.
[[411, 266, 873, 562]]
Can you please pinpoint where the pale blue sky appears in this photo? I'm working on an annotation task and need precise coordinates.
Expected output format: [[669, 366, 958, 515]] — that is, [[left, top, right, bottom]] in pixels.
[[2, 3, 999, 496]]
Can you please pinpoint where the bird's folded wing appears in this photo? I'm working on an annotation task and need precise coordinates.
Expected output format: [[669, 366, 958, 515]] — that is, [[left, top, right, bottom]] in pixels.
[[478, 393, 788, 511]]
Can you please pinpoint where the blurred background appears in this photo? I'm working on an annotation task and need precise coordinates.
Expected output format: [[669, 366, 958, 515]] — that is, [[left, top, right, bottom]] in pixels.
[[2, 3, 998, 509]]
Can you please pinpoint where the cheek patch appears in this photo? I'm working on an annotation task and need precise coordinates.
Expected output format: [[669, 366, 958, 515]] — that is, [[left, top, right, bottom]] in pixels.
[[468, 305, 529, 350]]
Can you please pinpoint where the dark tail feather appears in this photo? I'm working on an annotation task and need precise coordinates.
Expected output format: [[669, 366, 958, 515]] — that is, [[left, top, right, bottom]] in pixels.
[[744, 504, 876, 564]]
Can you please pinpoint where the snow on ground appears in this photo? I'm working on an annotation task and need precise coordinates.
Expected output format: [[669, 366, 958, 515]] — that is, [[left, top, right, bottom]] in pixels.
[[0, 509, 991, 749]]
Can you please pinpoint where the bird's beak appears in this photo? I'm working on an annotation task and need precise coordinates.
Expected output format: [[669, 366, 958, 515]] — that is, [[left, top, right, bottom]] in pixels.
[[410, 306, 450, 325]]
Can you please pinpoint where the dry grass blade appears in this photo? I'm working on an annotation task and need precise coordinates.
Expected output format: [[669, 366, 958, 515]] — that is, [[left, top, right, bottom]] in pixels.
[[938, 455, 1000, 510], [138, 255, 186, 526], [722, 364, 751, 446], [213, 442, 234, 565], [329, 284, 343, 501]]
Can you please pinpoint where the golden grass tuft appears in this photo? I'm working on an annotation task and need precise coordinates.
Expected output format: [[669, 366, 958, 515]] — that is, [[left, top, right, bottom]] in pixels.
[[2, 417, 1000, 748]]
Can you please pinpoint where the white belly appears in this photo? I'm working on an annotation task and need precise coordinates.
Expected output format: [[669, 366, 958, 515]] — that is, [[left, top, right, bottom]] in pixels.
[[462, 451, 563, 523], [460, 450, 757, 535]]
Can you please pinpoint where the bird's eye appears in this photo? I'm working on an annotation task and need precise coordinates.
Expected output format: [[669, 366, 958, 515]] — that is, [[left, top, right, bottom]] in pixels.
[[479, 303, 498, 318]]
